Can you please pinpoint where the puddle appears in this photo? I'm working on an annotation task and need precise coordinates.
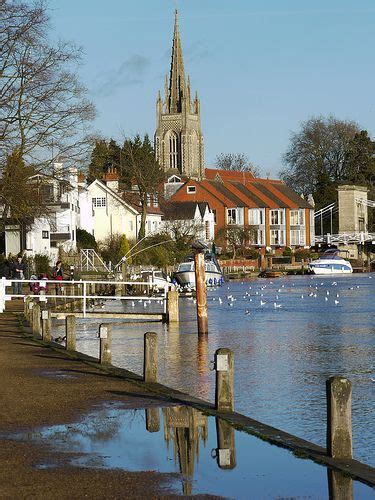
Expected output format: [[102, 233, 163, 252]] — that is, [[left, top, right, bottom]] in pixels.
[[10, 404, 375, 498], [35, 369, 79, 380]]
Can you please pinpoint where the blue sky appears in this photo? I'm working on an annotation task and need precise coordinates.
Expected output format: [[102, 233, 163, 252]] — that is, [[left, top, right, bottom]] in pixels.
[[47, 0, 375, 177]]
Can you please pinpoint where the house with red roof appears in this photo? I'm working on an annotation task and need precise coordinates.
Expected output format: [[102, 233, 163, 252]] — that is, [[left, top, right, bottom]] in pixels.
[[166, 169, 315, 251]]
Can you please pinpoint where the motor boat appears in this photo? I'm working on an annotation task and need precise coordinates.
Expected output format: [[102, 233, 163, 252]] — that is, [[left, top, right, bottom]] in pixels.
[[136, 269, 170, 291], [308, 249, 353, 275], [173, 253, 224, 288]]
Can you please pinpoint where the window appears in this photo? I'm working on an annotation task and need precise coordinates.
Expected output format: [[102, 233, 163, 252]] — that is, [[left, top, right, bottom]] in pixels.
[[212, 209, 217, 224], [227, 208, 244, 225], [168, 175, 181, 183], [168, 132, 179, 169], [249, 208, 264, 225], [147, 221, 152, 232], [205, 221, 210, 240], [187, 185, 196, 194], [92, 197, 106, 208], [257, 229, 265, 246], [290, 209, 304, 225], [290, 229, 306, 246], [147, 194, 151, 206], [270, 209, 284, 225], [129, 221, 133, 232], [270, 229, 285, 246], [153, 193, 159, 206], [42, 231, 49, 239]]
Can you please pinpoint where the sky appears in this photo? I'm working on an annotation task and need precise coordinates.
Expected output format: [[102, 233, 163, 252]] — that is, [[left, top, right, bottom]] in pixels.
[[47, 0, 375, 178]]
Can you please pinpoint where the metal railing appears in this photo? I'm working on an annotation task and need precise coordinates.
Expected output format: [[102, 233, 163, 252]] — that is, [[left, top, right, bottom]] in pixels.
[[0, 277, 168, 317], [315, 232, 375, 244]]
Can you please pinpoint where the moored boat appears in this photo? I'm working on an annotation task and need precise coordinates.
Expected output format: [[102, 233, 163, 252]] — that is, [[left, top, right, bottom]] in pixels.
[[173, 253, 224, 288], [308, 249, 353, 275]]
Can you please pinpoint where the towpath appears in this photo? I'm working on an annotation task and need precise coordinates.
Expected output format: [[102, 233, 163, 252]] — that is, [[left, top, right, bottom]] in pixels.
[[0, 311, 208, 499]]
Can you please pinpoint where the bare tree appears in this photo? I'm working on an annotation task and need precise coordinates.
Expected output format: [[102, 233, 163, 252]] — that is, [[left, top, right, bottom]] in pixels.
[[215, 153, 260, 176], [1, 0, 95, 171], [280, 116, 360, 196]]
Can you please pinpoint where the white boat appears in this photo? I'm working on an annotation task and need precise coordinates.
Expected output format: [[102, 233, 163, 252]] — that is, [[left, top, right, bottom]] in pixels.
[[308, 249, 353, 275], [174, 254, 224, 288], [137, 270, 170, 291]]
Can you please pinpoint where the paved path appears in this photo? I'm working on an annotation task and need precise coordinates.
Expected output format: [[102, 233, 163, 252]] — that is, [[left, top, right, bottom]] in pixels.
[[0, 312, 206, 499]]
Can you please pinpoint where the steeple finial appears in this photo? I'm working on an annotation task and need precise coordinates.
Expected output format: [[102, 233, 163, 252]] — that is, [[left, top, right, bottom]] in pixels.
[[168, 9, 186, 113]]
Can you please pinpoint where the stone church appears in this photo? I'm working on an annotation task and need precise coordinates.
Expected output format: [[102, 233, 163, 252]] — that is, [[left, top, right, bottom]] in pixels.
[[155, 10, 204, 179]]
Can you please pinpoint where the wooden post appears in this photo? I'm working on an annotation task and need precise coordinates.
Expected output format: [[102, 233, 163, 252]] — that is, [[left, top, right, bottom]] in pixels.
[[144, 332, 158, 383], [32, 303, 41, 337], [167, 290, 179, 323], [326, 376, 352, 459], [194, 251, 208, 335], [41, 309, 52, 342], [215, 417, 236, 469], [65, 315, 76, 351], [99, 324, 112, 364], [215, 348, 234, 412], [145, 408, 160, 432]]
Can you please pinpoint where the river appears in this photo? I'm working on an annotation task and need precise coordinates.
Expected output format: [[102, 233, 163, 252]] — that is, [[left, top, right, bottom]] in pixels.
[[55, 273, 375, 466]]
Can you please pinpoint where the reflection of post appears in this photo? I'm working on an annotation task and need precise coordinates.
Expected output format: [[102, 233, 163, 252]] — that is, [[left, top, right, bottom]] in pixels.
[[326, 377, 352, 459], [194, 250, 208, 335], [215, 418, 236, 469], [144, 332, 158, 383], [146, 408, 160, 432], [327, 469, 353, 500], [215, 348, 234, 412]]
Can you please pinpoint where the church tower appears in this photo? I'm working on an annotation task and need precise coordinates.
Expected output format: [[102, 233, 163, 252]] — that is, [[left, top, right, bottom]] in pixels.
[[155, 10, 204, 179]]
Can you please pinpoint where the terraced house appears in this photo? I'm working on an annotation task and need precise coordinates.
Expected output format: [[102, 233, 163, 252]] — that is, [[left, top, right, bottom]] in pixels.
[[167, 169, 315, 251]]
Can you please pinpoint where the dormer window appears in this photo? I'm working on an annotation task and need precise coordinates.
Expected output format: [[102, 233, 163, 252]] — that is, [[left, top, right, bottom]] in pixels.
[[168, 175, 181, 183], [187, 186, 196, 194]]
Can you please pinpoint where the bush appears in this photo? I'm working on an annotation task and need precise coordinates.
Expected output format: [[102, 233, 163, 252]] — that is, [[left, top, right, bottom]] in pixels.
[[244, 247, 259, 260], [282, 247, 293, 257], [77, 228, 97, 249], [295, 248, 311, 261]]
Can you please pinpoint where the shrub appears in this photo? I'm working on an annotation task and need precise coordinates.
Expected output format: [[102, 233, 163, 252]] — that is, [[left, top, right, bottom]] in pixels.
[[244, 247, 259, 260], [295, 248, 311, 261], [282, 247, 293, 256], [34, 254, 52, 276], [77, 228, 97, 249]]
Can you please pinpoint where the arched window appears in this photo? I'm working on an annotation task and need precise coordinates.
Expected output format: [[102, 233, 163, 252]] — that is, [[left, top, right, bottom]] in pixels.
[[166, 131, 179, 170]]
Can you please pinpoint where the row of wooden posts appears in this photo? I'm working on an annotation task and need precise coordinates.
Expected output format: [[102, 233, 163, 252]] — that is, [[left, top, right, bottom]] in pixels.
[[25, 296, 353, 462]]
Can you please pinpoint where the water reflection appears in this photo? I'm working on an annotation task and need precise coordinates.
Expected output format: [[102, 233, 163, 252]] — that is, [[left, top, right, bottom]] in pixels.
[[14, 404, 373, 498]]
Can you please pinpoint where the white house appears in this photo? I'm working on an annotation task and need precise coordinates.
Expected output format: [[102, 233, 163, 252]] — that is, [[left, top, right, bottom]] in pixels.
[[160, 200, 215, 243], [4, 165, 79, 261], [79, 169, 163, 243]]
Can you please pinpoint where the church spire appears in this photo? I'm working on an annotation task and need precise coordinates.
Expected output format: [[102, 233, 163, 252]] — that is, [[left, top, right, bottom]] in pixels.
[[168, 9, 186, 113]]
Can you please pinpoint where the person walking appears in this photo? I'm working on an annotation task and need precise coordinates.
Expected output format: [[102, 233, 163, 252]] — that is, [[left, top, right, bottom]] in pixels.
[[52, 260, 64, 295], [11, 255, 27, 296]]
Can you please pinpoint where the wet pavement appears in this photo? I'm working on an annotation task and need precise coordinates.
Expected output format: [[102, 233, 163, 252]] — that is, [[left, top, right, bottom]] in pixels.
[[7, 403, 375, 499]]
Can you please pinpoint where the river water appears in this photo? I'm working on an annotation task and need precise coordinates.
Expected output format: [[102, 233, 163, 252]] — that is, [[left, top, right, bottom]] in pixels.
[[56, 273, 375, 466]]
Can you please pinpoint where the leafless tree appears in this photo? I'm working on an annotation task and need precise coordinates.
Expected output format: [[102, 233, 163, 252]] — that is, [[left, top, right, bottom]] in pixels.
[[1, 0, 95, 172], [215, 153, 261, 176]]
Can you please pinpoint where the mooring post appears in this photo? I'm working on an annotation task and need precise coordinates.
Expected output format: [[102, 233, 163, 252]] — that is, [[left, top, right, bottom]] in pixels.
[[145, 408, 160, 433], [27, 300, 34, 325], [215, 417, 236, 469], [326, 376, 352, 459], [167, 290, 179, 323], [32, 303, 41, 337], [193, 242, 208, 335], [144, 332, 158, 383], [24, 297, 30, 318], [65, 314, 76, 351], [215, 348, 234, 412], [41, 309, 52, 342], [99, 324, 112, 364]]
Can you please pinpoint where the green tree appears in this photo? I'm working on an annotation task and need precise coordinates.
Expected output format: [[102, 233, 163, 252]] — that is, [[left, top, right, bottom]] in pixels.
[[122, 135, 165, 240], [343, 131, 375, 186], [87, 139, 111, 183], [119, 234, 132, 265], [76, 228, 97, 249]]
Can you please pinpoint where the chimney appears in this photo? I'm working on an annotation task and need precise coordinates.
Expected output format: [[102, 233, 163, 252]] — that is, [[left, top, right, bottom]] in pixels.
[[103, 167, 119, 192], [77, 171, 86, 186]]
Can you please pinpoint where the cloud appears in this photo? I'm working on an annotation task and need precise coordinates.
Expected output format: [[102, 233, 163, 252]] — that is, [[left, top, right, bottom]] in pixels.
[[94, 54, 151, 97]]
